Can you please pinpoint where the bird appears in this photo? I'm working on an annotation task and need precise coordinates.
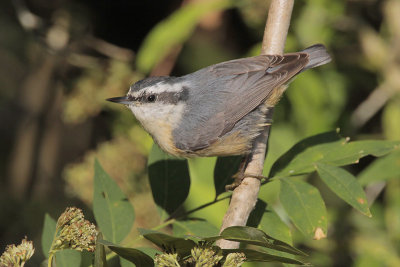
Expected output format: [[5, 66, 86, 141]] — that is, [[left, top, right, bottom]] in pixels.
[[107, 44, 331, 187]]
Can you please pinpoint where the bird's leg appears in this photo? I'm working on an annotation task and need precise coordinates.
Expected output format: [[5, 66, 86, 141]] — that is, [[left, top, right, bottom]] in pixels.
[[225, 154, 266, 191]]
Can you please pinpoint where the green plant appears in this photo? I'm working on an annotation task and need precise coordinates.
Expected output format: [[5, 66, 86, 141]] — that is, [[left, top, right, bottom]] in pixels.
[[37, 130, 400, 266]]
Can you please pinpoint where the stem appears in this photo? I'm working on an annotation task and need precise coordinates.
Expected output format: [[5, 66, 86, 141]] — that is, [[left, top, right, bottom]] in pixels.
[[48, 253, 54, 267], [217, 0, 294, 249], [168, 194, 231, 221]]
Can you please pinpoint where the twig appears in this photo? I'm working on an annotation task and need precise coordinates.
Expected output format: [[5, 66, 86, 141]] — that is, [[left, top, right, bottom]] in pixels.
[[350, 83, 394, 130], [217, 0, 294, 249]]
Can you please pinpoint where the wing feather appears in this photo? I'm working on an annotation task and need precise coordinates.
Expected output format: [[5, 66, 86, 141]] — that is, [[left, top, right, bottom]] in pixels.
[[173, 53, 309, 152]]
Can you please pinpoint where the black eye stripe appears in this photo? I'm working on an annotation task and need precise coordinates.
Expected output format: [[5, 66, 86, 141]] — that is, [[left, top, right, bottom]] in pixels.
[[128, 87, 189, 104], [147, 95, 156, 102]]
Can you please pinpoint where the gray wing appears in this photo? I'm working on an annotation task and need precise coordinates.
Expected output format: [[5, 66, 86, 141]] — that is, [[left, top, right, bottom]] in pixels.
[[173, 53, 309, 152]]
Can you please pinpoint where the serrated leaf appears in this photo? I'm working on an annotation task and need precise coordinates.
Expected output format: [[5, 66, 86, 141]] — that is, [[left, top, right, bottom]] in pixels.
[[148, 144, 190, 216], [222, 249, 306, 265], [54, 249, 81, 267], [279, 179, 327, 239], [315, 163, 371, 217], [270, 131, 400, 178], [220, 226, 305, 256], [136, 0, 233, 73], [99, 240, 154, 267], [139, 229, 196, 257], [41, 213, 56, 258], [93, 159, 135, 243], [173, 220, 219, 238], [214, 156, 242, 198], [94, 233, 107, 267], [358, 150, 400, 186]]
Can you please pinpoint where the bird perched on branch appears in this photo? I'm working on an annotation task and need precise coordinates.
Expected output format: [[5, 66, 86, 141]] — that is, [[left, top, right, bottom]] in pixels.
[[108, 44, 331, 187]]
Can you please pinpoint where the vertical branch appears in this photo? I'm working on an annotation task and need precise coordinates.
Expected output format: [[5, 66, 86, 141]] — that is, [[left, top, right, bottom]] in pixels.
[[217, 0, 294, 249]]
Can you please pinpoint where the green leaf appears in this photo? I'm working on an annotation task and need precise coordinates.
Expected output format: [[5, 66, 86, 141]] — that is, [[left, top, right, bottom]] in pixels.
[[81, 251, 93, 267], [222, 249, 306, 265], [258, 209, 292, 245], [94, 233, 107, 267], [315, 163, 371, 217], [93, 159, 135, 243], [220, 226, 305, 256], [41, 213, 56, 258], [279, 179, 327, 239], [148, 144, 190, 215], [139, 229, 196, 257], [270, 131, 400, 178], [135, 247, 160, 259], [246, 199, 293, 249], [119, 258, 135, 267], [173, 220, 219, 238], [270, 131, 341, 177], [54, 250, 81, 267], [136, 0, 233, 73], [99, 240, 155, 267], [214, 156, 242, 198], [358, 149, 400, 186]]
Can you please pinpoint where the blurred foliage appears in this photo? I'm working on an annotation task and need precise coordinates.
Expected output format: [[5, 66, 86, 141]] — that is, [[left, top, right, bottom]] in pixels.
[[1, 0, 400, 266], [136, 0, 235, 73], [63, 60, 140, 124]]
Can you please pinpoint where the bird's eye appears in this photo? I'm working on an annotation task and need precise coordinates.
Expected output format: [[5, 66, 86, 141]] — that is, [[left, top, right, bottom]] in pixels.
[[147, 95, 156, 102]]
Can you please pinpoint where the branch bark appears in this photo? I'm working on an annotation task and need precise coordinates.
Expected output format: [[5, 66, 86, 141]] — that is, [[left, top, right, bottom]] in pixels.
[[217, 0, 294, 249]]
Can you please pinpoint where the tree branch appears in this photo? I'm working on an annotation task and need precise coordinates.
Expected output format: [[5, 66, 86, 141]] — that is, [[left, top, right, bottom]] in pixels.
[[217, 0, 294, 249]]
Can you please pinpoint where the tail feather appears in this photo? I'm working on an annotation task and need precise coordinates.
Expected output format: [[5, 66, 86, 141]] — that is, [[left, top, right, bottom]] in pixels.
[[302, 44, 331, 71]]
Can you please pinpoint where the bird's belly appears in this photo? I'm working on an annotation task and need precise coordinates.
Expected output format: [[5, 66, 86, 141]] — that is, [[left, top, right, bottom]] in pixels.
[[189, 132, 251, 157]]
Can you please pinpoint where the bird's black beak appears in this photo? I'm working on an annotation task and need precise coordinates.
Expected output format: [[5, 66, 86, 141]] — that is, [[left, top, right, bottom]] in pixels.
[[106, 96, 131, 105]]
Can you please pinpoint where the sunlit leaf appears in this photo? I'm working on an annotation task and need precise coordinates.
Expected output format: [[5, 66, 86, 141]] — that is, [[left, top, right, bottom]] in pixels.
[[93, 159, 135, 243], [270, 131, 400, 178], [173, 220, 219, 238], [258, 208, 292, 245], [279, 179, 327, 239], [148, 144, 190, 216], [315, 163, 371, 217], [270, 131, 341, 177]]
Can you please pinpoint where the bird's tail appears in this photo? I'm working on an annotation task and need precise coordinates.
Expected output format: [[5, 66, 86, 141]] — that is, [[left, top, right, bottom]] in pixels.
[[302, 44, 331, 71]]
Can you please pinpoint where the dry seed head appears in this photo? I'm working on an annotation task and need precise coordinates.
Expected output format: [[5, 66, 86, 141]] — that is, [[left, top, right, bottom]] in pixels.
[[0, 237, 34, 267]]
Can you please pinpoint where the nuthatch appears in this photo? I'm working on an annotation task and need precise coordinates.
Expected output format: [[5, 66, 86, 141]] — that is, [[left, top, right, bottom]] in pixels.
[[108, 44, 331, 163]]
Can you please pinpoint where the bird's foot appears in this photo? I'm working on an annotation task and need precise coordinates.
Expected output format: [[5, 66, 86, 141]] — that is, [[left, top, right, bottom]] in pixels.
[[225, 172, 266, 191]]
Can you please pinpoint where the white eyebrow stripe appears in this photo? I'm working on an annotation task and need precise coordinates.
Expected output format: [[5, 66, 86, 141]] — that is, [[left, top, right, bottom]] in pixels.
[[146, 82, 187, 94]]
